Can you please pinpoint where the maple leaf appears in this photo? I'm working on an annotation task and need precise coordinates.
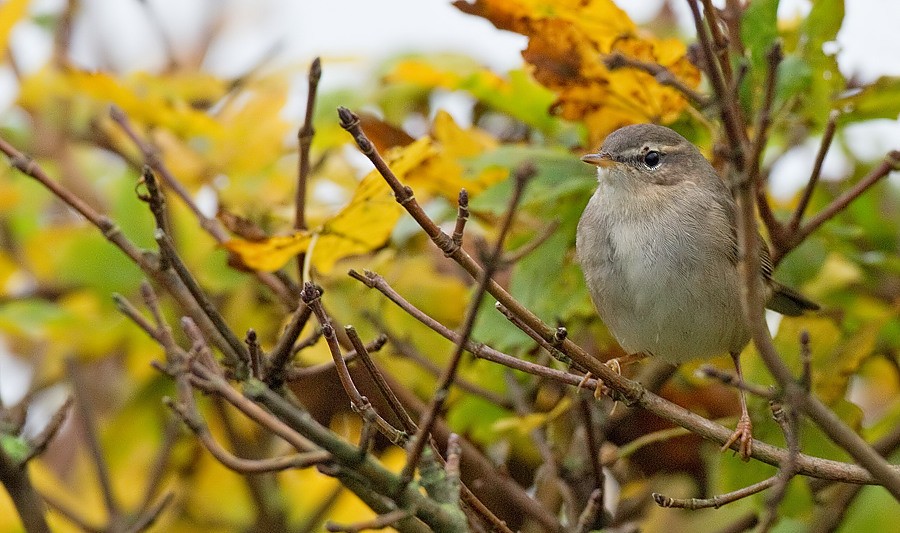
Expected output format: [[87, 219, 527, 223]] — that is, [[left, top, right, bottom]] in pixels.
[[454, 0, 701, 143]]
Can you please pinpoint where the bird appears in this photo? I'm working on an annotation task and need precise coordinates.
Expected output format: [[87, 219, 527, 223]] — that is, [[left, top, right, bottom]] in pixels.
[[575, 123, 818, 460]]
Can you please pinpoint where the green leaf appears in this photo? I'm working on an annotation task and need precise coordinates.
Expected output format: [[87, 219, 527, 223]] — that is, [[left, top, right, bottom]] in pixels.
[[466, 145, 595, 215], [741, 0, 780, 76], [836, 76, 900, 123]]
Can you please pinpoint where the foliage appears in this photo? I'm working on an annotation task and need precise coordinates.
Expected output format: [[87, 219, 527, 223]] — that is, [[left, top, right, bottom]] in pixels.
[[0, 1, 898, 532]]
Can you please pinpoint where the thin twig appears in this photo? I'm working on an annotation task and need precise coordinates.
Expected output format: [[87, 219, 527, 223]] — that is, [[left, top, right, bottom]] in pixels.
[[166, 397, 330, 474], [776, 149, 900, 263], [749, 43, 784, 241], [451, 189, 469, 247], [399, 164, 533, 485], [295, 57, 322, 281], [285, 334, 387, 379], [301, 284, 406, 444], [124, 491, 175, 533], [346, 326, 418, 434], [264, 300, 313, 387], [575, 489, 603, 533], [654, 476, 777, 510], [686, 0, 747, 168], [603, 52, 709, 107], [697, 365, 776, 399], [246, 329, 262, 379], [759, 399, 800, 532], [21, 396, 73, 463], [66, 359, 121, 520], [108, 106, 297, 307], [788, 110, 841, 232], [374, 323, 513, 410], [155, 229, 247, 369]]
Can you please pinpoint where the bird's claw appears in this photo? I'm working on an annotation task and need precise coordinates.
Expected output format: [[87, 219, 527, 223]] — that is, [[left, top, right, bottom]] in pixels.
[[722, 413, 753, 461]]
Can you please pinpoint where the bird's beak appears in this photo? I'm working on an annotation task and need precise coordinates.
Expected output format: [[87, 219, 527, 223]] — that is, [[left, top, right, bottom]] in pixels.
[[581, 152, 615, 167]]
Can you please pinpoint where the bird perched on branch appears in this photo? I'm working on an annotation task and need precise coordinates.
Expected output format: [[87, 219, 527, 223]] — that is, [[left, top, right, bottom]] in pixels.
[[576, 124, 818, 460]]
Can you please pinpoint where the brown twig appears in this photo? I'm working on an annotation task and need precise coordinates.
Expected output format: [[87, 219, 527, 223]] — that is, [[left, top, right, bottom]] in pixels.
[[759, 399, 801, 532], [603, 52, 709, 107], [108, 106, 297, 307], [350, 270, 597, 389], [166, 394, 330, 474], [749, 43, 784, 241], [686, 0, 747, 167], [575, 489, 603, 533], [775, 149, 900, 264], [325, 508, 413, 532], [300, 284, 406, 444], [697, 365, 776, 399], [155, 229, 248, 369], [451, 189, 469, 247], [264, 300, 313, 387], [373, 322, 513, 410], [246, 329, 262, 379], [125, 491, 175, 533], [788, 110, 841, 233], [285, 334, 387, 379], [295, 57, 322, 281], [399, 163, 533, 486], [654, 477, 777, 510], [346, 326, 418, 434], [21, 396, 73, 463], [66, 358, 121, 521]]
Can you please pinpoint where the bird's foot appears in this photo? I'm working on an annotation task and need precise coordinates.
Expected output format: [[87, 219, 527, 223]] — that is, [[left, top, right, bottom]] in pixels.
[[721, 413, 753, 461]]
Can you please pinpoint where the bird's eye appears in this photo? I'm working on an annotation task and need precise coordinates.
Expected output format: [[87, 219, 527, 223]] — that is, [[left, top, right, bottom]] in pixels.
[[643, 150, 661, 169]]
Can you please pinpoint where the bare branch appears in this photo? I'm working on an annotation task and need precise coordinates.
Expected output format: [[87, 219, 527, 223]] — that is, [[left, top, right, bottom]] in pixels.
[[788, 110, 841, 232], [400, 163, 533, 486], [301, 284, 406, 444], [604, 52, 709, 107], [295, 57, 322, 281]]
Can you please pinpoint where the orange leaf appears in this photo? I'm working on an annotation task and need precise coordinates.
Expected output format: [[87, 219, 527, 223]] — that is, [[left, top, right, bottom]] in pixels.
[[454, 0, 700, 143]]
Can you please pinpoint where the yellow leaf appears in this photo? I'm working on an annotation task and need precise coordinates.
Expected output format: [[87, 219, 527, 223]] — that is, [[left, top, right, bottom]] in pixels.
[[225, 231, 313, 272], [18, 68, 224, 139], [454, 0, 700, 143], [226, 113, 504, 274], [493, 396, 572, 435], [0, 0, 28, 61]]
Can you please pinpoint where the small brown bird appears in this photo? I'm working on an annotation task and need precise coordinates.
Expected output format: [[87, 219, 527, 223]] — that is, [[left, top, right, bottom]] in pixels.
[[576, 124, 818, 460]]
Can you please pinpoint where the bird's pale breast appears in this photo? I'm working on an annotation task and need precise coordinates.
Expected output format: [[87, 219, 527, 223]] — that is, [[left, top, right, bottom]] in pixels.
[[576, 180, 750, 363]]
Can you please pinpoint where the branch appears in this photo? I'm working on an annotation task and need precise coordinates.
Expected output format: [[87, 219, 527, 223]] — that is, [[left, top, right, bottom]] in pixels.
[[685, 0, 747, 168], [731, 94, 900, 498], [776, 149, 900, 263], [0, 447, 51, 533], [787, 110, 840, 232], [603, 52, 709, 107], [108, 106, 298, 308], [300, 283, 406, 445], [399, 163, 533, 486], [295, 57, 322, 281], [66, 359, 121, 519]]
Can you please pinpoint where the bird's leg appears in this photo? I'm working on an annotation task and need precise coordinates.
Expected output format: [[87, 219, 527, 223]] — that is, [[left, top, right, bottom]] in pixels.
[[721, 351, 753, 461], [586, 353, 648, 400]]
